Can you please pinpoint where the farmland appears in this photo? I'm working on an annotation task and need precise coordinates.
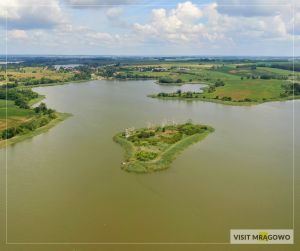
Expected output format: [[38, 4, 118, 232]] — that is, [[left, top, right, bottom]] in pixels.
[[115, 61, 300, 105], [0, 64, 90, 146], [0, 57, 299, 145]]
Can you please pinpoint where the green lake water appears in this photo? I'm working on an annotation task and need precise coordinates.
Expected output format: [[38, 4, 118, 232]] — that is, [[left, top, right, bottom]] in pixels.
[[0, 80, 299, 251]]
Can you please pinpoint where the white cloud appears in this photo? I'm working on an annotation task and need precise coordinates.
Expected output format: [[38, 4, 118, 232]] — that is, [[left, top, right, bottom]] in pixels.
[[216, 0, 291, 17], [132, 0, 298, 48], [86, 32, 118, 44], [106, 7, 123, 18], [3, 0, 299, 55], [0, 0, 66, 29], [133, 2, 208, 43], [64, 0, 137, 8], [8, 29, 28, 39], [133, 2, 227, 45]]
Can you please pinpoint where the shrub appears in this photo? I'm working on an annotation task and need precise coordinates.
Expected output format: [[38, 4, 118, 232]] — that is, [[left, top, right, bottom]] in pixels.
[[178, 123, 203, 135], [160, 133, 182, 144], [215, 80, 225, 87], [158, 77, 174, 83], [136, 151, 158, 161], [137, 130, 155, 139], [221, 96, 232, 101], [2, 127, 17, 139]]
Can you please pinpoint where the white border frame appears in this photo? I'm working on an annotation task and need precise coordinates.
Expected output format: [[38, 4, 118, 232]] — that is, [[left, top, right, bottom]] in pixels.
[[3, 1, 296, 246]]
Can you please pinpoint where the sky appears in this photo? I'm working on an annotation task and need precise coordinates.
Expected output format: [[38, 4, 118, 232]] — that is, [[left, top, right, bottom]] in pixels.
[[0, 0, 299, 56]]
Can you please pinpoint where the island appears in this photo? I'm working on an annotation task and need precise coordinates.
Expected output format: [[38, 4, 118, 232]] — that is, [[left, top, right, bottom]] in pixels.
[[1, 56, 299, 147], [113, 122, 214, 173]]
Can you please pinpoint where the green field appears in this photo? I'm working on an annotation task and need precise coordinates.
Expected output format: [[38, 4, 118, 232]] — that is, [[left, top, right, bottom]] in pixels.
[[123, 61, 300, 105], [0, 100, 35, 131], [204, 79, 286, 101], [0, 112, 71, 148], [0, 59, 299, 146], [0, 66, 74, 86]]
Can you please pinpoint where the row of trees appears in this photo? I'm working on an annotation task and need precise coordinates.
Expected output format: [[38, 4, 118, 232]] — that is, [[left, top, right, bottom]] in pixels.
[[158, 77, 183, 84], [281, 83, 300, 96]]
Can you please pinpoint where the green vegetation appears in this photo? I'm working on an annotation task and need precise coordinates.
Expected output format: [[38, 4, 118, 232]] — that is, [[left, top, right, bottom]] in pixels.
[[0, 112, 71, 148], [90, 59, 300, 105], [0, 63, 93, 147], [1, 102, 58, 140], [0, 66, 91, 86], [113, 122, 214, 173], [1, 56, 299, 148]]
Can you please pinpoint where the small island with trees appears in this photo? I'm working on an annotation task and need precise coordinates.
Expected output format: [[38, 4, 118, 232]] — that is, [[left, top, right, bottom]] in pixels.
[[113, 121, 214, 173], [1, 56, 300, 148]]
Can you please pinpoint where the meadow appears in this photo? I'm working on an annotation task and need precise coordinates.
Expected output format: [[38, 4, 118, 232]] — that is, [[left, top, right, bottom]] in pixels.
[[0, 58, 299, 145], [0, 66, 74, 86], [0, 100, 35, 131], [128, 61, 300, 104]]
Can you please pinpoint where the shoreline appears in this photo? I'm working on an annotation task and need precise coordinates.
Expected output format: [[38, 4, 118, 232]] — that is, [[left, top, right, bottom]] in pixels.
[[113, 127, 213, 174], [0, 112, 71, 148], [0, 78, 83, 148], [1, 77, 298, 148], [148, 94, 300, 106]]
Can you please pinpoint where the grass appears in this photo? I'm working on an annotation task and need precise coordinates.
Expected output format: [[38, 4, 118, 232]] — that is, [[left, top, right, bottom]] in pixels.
[[0, 112, 71, 148], [113, 123, 214, 173], [0, 100, 35, 130], [0, 93, 71, 148], [0, 67, 74, 85], [111, 62, 299, 105], [204, 79, 286, 101], [0, 66, 77, 146]]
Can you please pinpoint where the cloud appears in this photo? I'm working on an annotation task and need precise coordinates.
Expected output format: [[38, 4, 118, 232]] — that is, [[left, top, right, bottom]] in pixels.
[[106, 7, 123, 17], [134, 1, 297, 44], [133, 2, 226, 45], [134, 2, 201, 39], [63, 0, 137, 8], [3, 0, 299, 55], [86, 32, 119, 44], [216, 0, 291, 17], [8, 29, 28, 39], [0, 0, 66, 29]]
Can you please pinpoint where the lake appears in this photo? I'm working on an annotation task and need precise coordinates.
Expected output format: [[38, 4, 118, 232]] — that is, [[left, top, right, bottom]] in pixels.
[[1, 80, 299, 251]]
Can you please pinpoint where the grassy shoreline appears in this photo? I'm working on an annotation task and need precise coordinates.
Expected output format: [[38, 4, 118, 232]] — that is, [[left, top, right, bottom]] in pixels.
[[113, 123, 214, 173], [24, 79, 90, 89], [148, 94, 300, 106], [0, 112, 71, 148], [0, 79, 81, 148]]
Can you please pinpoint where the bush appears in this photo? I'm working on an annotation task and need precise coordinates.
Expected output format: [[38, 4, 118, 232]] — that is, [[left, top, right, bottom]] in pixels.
[[34, 102, 48, 113], [159, 77, 174, 83], [160, 133, 182, 144], [221, 96, 232, 101], [215, 79, 225, 87], [136, 151, 158, 161], [178, 123, 204, 135], [15, 98, 29, 109], [137, 130, 155, 139], [158, 92, 168, 97], [185, 91, 193, 98], [2, 127, 17, 139]]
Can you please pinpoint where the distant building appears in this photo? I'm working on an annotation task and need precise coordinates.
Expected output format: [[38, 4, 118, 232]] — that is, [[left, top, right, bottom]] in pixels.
[[152, 67, 167, 72]]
